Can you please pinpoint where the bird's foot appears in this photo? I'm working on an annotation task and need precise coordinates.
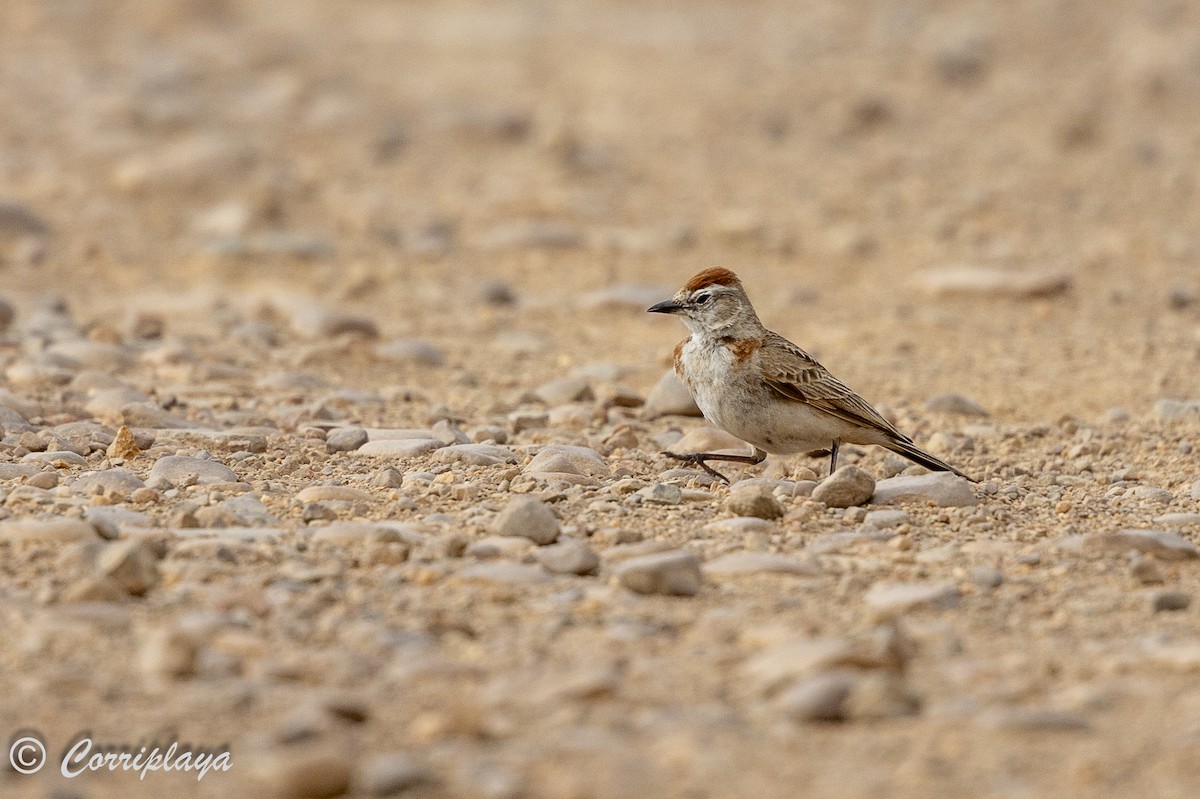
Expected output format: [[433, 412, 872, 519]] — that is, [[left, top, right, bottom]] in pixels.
[[661, 452, 731, 484]]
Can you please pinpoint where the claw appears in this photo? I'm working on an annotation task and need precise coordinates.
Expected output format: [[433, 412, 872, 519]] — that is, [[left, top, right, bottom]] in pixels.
[[660, 451, 731, 484]]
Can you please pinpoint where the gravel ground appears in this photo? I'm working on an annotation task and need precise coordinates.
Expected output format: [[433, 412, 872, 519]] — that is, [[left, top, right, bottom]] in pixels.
[[2, 1, 1200, 797]]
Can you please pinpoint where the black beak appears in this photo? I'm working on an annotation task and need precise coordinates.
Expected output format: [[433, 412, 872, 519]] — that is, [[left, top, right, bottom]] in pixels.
[[647, 300, 683, 315]]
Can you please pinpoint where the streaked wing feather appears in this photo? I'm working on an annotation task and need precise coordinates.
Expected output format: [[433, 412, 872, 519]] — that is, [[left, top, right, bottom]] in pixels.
[[760, 334, 911, 442]]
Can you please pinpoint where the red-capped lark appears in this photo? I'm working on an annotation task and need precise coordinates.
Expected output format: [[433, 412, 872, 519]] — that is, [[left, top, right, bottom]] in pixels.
[[648, 267, 974, 483]]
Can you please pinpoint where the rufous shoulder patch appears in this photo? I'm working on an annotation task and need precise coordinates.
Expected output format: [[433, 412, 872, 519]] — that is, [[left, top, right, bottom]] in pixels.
[[729, 337, 760, 363], [673, 338, 687, 377], [683, 267, 741, 292]]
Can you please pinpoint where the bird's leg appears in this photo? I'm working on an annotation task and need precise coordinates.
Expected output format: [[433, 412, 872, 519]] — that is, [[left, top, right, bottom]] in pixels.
[[828, 439, 841, 476], [662, 450, 766, 484]]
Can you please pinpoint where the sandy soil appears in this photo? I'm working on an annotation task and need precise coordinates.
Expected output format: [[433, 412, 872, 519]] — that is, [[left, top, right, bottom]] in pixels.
[[1, 1, 1200, 797]]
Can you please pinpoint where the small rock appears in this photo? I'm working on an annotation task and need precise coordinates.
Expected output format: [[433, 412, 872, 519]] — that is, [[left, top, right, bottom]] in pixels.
[[861, 509, 910, 529], [616, 550, 703, 596], [667, 425, 749, 455], [525, 445, 609, 482], [705, 552, 820, 576], [725, 485, 784, 519], [969, 566, 1004, 589], [1084, 530, 1199, 560], [642, 370, 701, 419], [778, 671, 856, 722], [920, 266, 1072, 299], [98, 540, 161, 596], [106, 425, 141, 459], [357, 753, 432, 796], [263, 749, 353, 799], [638, 483, 683, 505], [296, 485, 374, 504], [924, 393, 989, 416], [493, 496, 560, 545], [433, 444, 518, 466], [375, 339, 445, 367], [1152, 591, 1191, 612], [140, 627, 198, 680], [537, 540, 600, 575], [326, 427, 369, 453], [148, 455, 237, 487], [871, 473, 976, 507], [811, 465, 875, 508], [533, 378, 593, 406], [370, 468, 404, 488], [865, 582, 961, 617], [73, 468, 146, 497], [480, 220, 584, 250], [458, 562, 551, 585], [1155, 399, 1200, 421], [358, 439, 444, 458], [0, 518, 100, 543]]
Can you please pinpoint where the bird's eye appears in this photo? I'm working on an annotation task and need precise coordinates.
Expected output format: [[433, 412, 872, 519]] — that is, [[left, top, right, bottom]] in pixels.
[[695, 293, 711, 305]]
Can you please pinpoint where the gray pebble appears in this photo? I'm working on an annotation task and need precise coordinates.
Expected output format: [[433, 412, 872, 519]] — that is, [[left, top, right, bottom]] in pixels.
[[326, 427, 368, 452], [871, 472, 976, 507], [148, 455, 237, 487], [1152, 591, 1191, 612], [616, 550, 703, 596], [493, 496, 560, 545], [536, 539, 600, 575], [812, 465, 875, 508]]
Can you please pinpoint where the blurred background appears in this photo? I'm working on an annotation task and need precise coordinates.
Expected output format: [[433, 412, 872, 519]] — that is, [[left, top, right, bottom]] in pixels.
[[1, 0, 1198, 414]]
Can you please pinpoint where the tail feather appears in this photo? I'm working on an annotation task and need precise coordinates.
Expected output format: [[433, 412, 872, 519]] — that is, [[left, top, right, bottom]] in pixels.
[[884, 439, 975, 482]]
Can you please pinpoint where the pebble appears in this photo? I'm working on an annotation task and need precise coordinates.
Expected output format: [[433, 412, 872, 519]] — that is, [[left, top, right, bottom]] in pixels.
[[1083, 530, 1199, 560], [703, 517, 778, 536], [0, 518, 100, 543], [73, 468, 146, 497], [725, 485, 784, 519], [106, 425, 141, 459], [459, 562, 551, 585], [1152, 591, 1191, 612], [924, 393, 989, 416], [920, 266, 1072, 299], [311, 522, 416, 546], [525, 445, 609, 482], [865, 582, 961, 617], [642, 370, 701, 418], [811, 465, 876, 508], [467, 536, 535, 559], [533, 378, 593, 406], [22, 450, 89, 467], [261, 748, 353, 799], [433, 444, 518, 466], [861, 509, 910, 529], [375, 339, 446, 367], [0, 463, 40, 480], [667, 425, 749, 455], [357, 753, 432, 796], [325, 427, 368, 452], [148, 456, 238, 487], [536, 539, 601, 575], [493, 496, 560, 545], [359, 439, 444, 457], [871, 472, 976, 507], [140, 627, 199, 680], [777, 671, 857, 722], [969, 566, 1004, 588], [1154, 398, 1200, 421], [705, 552, 820, 576], [289, 304, 377, 339], [295, 486, 374, 503], [637, 483, 683, 505], [1154, 513, 1200, 527], [98, 540, 161, 596], [480, 220, 585, 250], [616, 550, 703, 596]]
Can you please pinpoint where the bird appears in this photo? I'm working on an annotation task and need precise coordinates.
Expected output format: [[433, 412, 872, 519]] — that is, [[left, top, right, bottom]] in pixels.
[[647, 267, 974, 484]]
